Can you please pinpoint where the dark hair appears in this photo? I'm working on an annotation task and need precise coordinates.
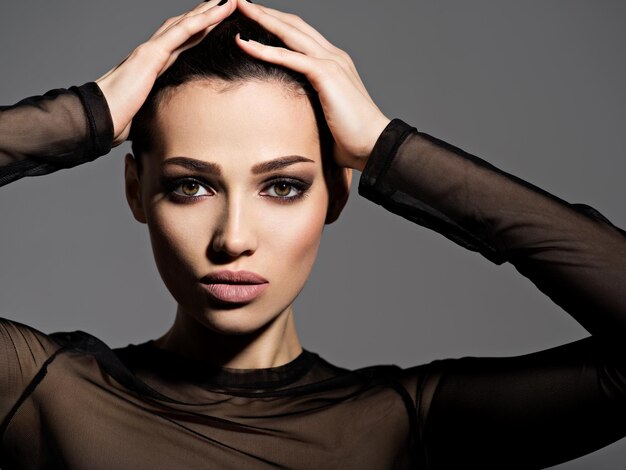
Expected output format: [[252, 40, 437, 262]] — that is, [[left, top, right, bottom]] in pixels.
[[129, 10, 335, 179]]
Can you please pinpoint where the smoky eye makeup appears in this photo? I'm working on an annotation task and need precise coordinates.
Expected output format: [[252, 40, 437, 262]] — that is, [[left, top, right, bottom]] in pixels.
[[260, 176, 313, 203], [158, 172, 314, 204], [159, 174, 212, 199]]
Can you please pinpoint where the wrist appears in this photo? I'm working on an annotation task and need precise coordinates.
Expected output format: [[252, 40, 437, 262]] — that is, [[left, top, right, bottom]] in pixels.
[[352, 116, 392, 172]]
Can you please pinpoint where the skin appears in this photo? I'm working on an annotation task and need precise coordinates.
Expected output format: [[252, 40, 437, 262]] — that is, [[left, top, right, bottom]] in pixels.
[[124, 80, 351, 368], [97, 0, 391, 369]]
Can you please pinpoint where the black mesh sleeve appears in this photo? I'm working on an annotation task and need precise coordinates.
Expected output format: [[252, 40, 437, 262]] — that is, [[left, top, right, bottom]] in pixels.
[[359, 119, 626, 468], [0, 82, 114, 187]]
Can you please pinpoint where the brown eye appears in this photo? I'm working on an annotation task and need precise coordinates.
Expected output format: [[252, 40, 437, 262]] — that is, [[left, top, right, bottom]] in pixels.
[[181, 181, 200, 196], [170, 179, 209, 198], [262, 179, 308, 202], [273, 182, 292, 197]]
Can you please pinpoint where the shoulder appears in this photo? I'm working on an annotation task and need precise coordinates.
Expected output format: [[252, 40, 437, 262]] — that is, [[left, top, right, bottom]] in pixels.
[[0, 317, 64, 364], [0, 317, 69, 424]]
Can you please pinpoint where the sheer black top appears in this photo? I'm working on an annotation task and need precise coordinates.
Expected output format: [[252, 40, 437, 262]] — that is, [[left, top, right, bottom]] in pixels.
[[1, 83, 625, 469]]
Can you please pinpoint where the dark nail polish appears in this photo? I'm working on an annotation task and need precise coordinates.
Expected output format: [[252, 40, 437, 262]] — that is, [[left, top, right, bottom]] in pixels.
[[218, 0, 228, 5], [239, 33, 249, 41]]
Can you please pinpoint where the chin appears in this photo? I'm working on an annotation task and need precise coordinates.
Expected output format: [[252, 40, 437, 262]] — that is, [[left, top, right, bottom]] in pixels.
[[195, 306, 281, 337]]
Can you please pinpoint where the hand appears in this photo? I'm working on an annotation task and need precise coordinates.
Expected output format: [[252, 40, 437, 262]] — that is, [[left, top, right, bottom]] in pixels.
[[96, 0, 237, 147], [234, 0, 391, 171]]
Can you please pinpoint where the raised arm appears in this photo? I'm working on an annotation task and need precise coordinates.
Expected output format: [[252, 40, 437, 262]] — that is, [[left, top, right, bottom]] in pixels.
[[360, 119, 626, 469], [0, 0, 237, 189], [359, 119, 626, 341], [0, 84, 113, 187]]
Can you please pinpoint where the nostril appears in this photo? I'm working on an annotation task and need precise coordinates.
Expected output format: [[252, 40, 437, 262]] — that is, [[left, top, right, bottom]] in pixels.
[[209, 249, 236, 264], [209, 202, 257, 258], [210, 232, 255, 260]]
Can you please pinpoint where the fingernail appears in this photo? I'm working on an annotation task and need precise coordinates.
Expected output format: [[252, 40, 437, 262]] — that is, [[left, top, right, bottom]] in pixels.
[[218, 0, 228, 5], [238, 33, 249, 41]]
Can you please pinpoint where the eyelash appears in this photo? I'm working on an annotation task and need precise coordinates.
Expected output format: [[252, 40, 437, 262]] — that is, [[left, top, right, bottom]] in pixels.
[[161, 176, 311, 204]]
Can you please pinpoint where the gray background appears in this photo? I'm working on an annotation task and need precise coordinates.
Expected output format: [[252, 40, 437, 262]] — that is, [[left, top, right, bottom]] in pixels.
[[1, 1, 625, 468]]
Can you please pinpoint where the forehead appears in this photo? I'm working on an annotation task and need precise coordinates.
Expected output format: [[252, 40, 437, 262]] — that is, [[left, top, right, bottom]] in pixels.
[[149, 80, 322, 168]]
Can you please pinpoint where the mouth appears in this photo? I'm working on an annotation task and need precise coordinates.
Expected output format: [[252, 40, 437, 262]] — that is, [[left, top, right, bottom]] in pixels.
[[200, 270, 269, 304]]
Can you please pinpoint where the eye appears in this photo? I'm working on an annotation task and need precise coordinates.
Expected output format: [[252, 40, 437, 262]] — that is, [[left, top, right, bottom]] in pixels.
[[175, 180, 209, 197], [262, 179, 310, 202], [163, 177, 211, 201], [267, 181, 298, 198]]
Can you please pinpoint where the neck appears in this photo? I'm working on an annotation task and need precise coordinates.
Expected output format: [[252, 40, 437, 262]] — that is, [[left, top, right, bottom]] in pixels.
[[153, 304, 303, 369]]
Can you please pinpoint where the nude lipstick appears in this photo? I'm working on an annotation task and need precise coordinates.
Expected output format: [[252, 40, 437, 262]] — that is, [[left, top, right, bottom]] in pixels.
[[200, 270, 269, 303]]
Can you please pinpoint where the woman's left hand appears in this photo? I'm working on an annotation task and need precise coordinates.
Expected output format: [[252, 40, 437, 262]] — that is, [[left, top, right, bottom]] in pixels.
[[235, 0, 391, 171]]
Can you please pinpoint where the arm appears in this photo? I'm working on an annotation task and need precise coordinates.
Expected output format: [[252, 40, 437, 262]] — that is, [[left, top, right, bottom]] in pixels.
[[360, 119, 626, 469], [0, 0, 238, 189], [0, 83, 113, 188], [359, 119, 626, 337]]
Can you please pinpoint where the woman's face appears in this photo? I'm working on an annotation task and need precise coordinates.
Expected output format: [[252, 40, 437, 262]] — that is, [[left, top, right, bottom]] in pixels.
[[126, 80, 347, 336]]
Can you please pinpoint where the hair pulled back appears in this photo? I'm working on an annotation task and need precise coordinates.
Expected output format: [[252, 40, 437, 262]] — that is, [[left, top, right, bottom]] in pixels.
[[129, 10, 334, 177]]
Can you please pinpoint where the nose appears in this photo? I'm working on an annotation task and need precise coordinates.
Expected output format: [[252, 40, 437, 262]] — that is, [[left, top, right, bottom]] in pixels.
[[210, 195, 258, 259]]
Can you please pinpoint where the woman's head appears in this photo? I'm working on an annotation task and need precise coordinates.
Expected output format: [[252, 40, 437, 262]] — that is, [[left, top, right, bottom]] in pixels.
[[124, 10, 351, 338], [129, 9, 336, 181]]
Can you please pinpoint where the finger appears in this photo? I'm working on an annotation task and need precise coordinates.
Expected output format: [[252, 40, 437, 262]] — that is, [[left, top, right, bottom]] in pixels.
[[258, 7, 366, 90], [238, 0, 336, 53], [237, 0, 354, 69], [256, 6, 362, 79], [151, 0, 217, 38], [236, 0, 368, 94], [150, 1, 233, 55], [151, 17, 183, 38], [236, 34, 377, 107], [236, 34, 335, 88], [153, 0, 231, 39], [236, 1, 330, 59]]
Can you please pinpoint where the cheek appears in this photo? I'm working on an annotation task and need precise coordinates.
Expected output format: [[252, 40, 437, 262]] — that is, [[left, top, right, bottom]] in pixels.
[[145, 203, 212, 279], [266, 201, 326, 265], [260, 192, 329, 299]]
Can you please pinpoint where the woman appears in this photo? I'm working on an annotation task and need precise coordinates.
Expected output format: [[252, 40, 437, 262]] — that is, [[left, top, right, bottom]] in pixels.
[[1, 0, 625, 468]]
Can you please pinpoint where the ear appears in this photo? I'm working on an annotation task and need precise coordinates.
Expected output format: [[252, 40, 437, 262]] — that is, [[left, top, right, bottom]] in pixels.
[[124, 153, 147, 224], [325, 167, 352, 224]]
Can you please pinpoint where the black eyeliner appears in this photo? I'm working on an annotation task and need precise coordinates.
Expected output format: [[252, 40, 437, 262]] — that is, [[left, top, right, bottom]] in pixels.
[[160, 174, 313, 203], [160, 175, 211, 193], [261, 177, 312, 203]]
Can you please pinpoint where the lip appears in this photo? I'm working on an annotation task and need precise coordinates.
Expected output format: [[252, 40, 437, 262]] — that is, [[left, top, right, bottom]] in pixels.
[[200, 270, 269, 304], [201, 270, 268, 284]]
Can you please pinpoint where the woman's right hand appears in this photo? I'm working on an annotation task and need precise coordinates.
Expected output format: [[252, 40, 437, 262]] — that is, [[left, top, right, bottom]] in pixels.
[[96, 0, 236, 147], [233, 0, 390, 172]]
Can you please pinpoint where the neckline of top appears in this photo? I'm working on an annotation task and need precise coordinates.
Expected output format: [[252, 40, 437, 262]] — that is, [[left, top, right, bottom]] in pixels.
[[121, 340, 318, 390]]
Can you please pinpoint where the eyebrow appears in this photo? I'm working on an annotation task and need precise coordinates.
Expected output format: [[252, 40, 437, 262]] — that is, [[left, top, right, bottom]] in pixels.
[[161, 155, 315, 175]]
